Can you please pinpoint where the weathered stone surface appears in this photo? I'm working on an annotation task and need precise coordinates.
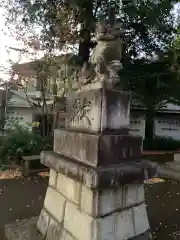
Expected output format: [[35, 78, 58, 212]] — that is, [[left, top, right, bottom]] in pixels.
[[54, 129, 142, 166], [46, 218, 62, 240], [174, 152, 180, 163], [44, 187, 66, 223], [97, 208, 136, 240], [133, 203, 150, 236], [64, 201, 93, 240], [132, 231, 152, 240], [166, 161, 180, 172], [66, 87, 130, 133], [49, 169, 57, 188], [80, 185, 96, 215], [92, 208, 136, 240], [54, 129, 98, 166], [115, 208, 135, 240], [96, 214, 117, 239], [124, 184, 144, 207], [157, 165, 180, 181], [56, 172, 81, 205], [41, 151, 157, 189], [62, 200, 150, 240], [96, 205, 149, 240], [60, 229, 76, 240], [80, 184, 145, 217], [5, 210, 150, 240], [37, 209, 50, 237], [136, 184, 145, 203]]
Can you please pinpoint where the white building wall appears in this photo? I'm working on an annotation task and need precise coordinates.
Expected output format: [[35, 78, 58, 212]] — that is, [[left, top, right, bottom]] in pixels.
[[154, 117, 180, 140], [129, 115, 180, 140], [129, 116, 146, 139], [5, 107, 33, 130]]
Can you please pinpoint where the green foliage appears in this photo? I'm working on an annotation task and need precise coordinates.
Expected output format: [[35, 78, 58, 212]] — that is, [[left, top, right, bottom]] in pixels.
[[3, 0, 180, 100], [120, 49, 180, 143], [0, 124, 53, 163], [121, 55, 180, 108], [143, 136, 180, 151], [3, 0, 179, 59]]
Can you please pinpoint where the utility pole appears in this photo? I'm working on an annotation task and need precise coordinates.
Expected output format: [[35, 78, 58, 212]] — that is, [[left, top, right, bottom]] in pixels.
[[4, 81, 8, 118], [0, 81, 8, 135]]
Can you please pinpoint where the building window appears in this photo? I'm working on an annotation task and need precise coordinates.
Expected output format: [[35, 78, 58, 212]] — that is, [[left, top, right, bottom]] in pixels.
[[130, 120, 142, 124], [161, 128, 178, 131]]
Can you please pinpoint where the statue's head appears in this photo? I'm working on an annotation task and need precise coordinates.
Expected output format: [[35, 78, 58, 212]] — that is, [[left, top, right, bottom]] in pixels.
[[96, 19, 122, 41]]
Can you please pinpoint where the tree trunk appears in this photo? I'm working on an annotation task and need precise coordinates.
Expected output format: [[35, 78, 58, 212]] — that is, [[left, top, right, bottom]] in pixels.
[[0, 83, 8, 133], [78, 29, 91, 64], [78, 1, 93, 64], [39, 75, 48, 138], [145, 107, 155, 149], [0, 90, 6, 130]]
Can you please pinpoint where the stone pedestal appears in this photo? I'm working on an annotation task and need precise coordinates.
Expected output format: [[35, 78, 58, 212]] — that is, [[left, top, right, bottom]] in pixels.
[[158, 152, 180, 182], [36, 84, 155, 240]]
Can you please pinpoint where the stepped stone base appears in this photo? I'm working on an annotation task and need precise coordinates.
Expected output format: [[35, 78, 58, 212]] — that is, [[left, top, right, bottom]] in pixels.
[[158, 162, 180, 182], [5, 217, 42, 240], [174, 152, 180, 163], [35, 168, 152, 240], [5, 215, 152, 240], [41, 151, 156, 189], [166, 162, 180, 172], [156, 156, 180, 182]]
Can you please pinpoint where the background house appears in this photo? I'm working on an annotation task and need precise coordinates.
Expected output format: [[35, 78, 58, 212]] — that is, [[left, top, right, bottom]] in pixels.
[[4, 89, 35, 130], [130, 102, 180, 140], [2, 56, 180, 140]]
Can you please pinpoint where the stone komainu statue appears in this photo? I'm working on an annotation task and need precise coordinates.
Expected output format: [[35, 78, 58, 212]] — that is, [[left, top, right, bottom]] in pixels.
[[79, 20, 123, 87]]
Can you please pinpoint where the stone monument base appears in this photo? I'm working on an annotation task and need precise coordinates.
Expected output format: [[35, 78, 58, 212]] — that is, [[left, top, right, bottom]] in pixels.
[[158, 152, 180, 182], [5, 151, 154, 240], [33, 151, 153, 240]]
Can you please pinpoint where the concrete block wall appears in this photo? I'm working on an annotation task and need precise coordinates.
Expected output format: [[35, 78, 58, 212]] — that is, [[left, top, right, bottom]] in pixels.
[[37, 169, 151, 240]]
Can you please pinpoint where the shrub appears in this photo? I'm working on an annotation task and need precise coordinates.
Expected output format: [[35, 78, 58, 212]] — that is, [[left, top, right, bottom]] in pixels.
[[143, 136, 180, 151], [0, 124, 53, 163]]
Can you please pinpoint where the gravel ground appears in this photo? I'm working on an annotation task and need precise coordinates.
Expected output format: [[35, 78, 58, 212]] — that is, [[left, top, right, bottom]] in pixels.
[[0, 173, 48, 240], [146, 180, 180, 240], [0, 171, 180, 240]]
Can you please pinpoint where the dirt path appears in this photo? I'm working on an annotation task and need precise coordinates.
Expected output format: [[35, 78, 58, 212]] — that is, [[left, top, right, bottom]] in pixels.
[[0, 171, 180, 240], [0, 175, 48, 239], [146, 181, 180, 240]]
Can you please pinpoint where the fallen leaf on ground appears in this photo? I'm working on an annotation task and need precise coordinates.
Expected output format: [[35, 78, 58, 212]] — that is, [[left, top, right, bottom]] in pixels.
[[144, 178, 166, 184], [38, 171, 49, 177], [0, 169, 22, 179]]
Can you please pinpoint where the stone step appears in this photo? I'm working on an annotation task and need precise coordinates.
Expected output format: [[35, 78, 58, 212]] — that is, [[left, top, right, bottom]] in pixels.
[[174, 152, 180, 163], [166, 162, 180, 172], [5, 217, 42, 240], [157, 165, 180, 182]]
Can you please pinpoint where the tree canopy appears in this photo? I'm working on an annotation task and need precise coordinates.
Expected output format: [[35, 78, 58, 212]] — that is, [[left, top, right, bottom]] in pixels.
[[2, 0, 179, 63]]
